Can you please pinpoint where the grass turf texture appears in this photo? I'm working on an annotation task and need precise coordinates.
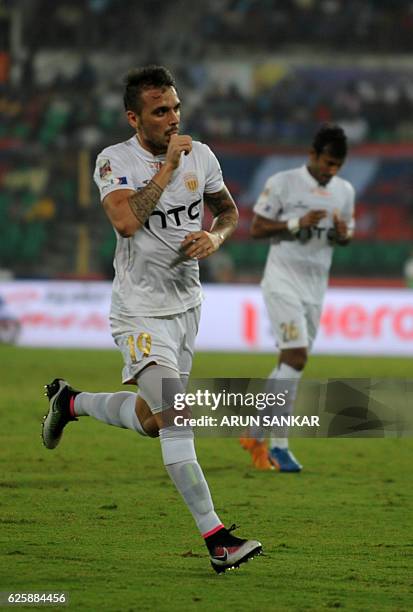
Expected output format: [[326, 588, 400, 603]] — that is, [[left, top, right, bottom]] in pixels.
[[1, 346, 412, 611]]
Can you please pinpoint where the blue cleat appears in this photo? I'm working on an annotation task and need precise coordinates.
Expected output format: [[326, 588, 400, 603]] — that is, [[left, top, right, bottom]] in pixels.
[[268, 447, 302, 472]]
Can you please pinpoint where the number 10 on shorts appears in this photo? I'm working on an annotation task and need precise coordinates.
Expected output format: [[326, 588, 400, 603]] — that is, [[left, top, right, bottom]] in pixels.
[[127, 332, 152, 363]]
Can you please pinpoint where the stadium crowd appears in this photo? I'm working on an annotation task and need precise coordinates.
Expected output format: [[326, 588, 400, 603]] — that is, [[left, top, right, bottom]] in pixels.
[[11, 0, 413, 54], [2, 0, 413, 151], [3, 62, 413, 152], [1, 0, 413, 280]]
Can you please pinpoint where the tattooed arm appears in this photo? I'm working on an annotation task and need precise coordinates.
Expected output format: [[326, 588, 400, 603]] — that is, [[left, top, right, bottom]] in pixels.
[[102, 177, 167, 238], [180, 185, 239, 260], [205, 185, 239, 243]]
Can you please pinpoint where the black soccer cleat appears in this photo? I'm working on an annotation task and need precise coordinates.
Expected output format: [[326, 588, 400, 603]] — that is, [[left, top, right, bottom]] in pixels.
[[41, 378, 79, 449], [206, 524, 262, 574]]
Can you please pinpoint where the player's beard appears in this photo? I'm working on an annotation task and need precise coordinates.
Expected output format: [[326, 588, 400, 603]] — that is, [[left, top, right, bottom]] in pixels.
[[150, 140, 168, 155], [136, 129, 168, 155], [313, 169, 331, 186], [148, 131, 177, 155]]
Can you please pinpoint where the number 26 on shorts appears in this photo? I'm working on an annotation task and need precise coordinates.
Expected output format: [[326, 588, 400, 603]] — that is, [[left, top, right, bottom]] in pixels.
[[280, 321, 299, 343]]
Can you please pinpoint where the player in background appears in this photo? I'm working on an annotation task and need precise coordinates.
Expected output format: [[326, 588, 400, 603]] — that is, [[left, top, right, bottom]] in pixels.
[[42, 65, 262, 572], [241, 124, 355, 472]]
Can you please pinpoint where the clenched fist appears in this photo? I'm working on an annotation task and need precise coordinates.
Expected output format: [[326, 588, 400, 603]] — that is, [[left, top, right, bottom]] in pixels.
[[166, 134, 192, 169], [299, 209, 327, 228]]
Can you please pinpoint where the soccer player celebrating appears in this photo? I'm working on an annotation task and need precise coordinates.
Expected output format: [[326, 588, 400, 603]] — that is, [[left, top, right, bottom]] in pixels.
[[42, 65, 262, 572], [241, 124, 355, 472]]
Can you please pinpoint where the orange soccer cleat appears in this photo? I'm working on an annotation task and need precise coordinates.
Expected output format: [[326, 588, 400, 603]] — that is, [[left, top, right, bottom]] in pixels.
[[239, 436, 273, 470]]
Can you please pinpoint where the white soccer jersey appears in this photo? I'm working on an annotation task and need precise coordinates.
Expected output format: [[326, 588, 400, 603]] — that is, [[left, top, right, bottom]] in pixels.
[[94, 135, 224, 317], [254, 165, 355, 304]]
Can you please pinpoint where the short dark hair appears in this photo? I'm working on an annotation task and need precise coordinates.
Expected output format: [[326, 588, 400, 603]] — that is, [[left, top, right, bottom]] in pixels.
[[312, 123, 348, 159], [123, 65, 176, 113]]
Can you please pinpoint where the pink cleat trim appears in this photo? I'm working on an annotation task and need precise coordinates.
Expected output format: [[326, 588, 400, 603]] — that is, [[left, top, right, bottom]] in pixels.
[[69, 396, 77, 418], [202, 523, 224, 539]]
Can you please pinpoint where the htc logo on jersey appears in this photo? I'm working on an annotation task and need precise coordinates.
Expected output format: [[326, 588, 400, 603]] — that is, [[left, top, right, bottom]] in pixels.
[[144, 199, 201, 230], [297, 226, 336, 243]]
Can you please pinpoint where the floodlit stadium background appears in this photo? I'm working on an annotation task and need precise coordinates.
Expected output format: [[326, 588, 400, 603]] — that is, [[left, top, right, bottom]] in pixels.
[[1, 5, 413, 611], [1, 0, 413, 354]]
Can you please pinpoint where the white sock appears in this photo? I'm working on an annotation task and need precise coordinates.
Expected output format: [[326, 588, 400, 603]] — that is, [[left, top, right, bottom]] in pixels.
[[160, 426, 222, 536], [74, 392, 147, 436], [269, 363, 302, 450]]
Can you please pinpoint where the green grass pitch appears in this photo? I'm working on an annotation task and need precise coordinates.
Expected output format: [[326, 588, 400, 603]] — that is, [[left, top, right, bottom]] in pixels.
[[1, 346, 412, 611]]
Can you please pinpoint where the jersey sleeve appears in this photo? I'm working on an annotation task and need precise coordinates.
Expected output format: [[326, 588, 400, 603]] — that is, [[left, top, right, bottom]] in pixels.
[[203, 145, 225, 194], [253, 174, 283, 220], [93, 149, 134, 201]]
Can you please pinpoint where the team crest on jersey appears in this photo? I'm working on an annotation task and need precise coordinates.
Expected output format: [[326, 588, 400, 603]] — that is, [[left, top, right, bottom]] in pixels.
[[99, 159, 113, 180], [150, 162, 163, 173], [184, 173, 199, 192]]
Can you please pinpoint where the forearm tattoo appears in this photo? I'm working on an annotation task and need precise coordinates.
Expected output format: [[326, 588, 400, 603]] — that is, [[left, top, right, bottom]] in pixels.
[[204, 187, 238, 240], [128, 180, 164, 225]]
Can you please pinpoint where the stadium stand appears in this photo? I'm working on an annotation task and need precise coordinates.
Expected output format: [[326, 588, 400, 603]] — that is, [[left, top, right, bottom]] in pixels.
[[1, 0, 412, 282]]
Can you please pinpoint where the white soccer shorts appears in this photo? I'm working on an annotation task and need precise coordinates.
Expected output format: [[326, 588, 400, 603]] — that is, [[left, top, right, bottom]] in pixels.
[[263, 290, 322, 350], [112, 305, 201, 385]]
